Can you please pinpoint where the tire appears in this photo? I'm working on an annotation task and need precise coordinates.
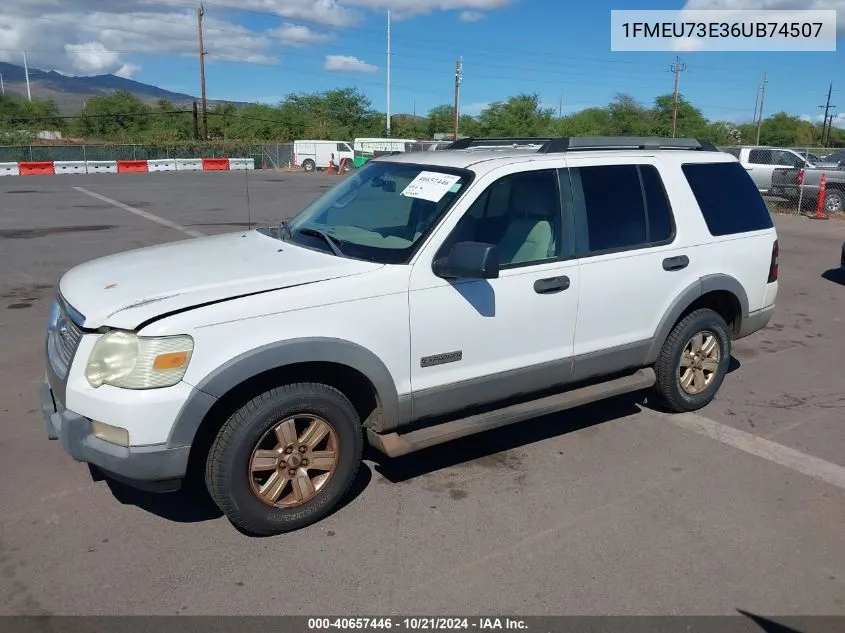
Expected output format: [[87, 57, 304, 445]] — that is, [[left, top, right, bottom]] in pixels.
[[824, 188, 844, 214], [205, 382, 363, 536], [302, 159, 315, 173], [653, 308, 732, 413]]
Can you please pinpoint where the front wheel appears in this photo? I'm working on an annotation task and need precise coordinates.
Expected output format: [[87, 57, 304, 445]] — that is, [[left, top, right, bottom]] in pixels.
[[653, 308, 732, 413], [205, 382, 363, 536]]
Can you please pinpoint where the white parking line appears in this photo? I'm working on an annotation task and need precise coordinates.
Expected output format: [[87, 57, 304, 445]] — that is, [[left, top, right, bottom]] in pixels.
[[662, 412, 845, 491], [73, 186, 206, 239]]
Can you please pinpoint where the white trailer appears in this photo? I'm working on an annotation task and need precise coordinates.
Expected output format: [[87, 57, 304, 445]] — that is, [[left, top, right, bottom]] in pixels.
[[293, 140, 354, 172]]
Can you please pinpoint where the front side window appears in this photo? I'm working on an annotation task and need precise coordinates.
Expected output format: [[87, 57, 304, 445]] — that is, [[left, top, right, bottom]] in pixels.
[[284, 161, 471, 264], [439, 169, 564, 267]]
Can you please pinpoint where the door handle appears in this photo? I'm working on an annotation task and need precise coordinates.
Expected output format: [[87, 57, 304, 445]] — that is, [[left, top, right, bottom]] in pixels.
[[534, 275, 570, 294], [662, 255, 689, 271]]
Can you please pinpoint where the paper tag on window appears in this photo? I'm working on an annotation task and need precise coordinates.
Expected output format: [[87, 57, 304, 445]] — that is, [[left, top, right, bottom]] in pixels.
[[400, 171, 462, 202]]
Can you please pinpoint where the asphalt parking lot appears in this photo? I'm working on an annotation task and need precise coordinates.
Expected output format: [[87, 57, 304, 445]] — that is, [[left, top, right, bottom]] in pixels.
[[1, 170, 845, 617]]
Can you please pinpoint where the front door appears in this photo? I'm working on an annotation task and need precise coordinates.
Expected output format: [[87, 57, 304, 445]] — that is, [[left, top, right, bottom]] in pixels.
[[407, 166, 580, 421]]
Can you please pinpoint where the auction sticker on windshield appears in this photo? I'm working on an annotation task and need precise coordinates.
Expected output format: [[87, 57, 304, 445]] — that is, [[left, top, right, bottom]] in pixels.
[[400, 171, 462, 202]]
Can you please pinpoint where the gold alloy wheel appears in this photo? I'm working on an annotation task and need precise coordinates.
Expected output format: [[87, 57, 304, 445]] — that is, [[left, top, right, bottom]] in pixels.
[[679, 330, 721, 395], [248, 415, 339, 508]]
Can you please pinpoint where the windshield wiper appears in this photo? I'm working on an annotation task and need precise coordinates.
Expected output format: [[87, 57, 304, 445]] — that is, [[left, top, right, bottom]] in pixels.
[[298, 227, 345, 257]]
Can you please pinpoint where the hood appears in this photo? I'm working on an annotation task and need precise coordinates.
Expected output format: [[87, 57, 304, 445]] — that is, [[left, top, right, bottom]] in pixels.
[[59, 229, 383, 330]]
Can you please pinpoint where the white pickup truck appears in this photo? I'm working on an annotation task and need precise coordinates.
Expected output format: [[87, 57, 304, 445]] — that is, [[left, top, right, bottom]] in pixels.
[[720, 145, 833, 193]]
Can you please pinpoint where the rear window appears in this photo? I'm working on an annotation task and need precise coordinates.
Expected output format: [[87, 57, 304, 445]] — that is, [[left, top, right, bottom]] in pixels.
[[682, 161, 774, 236]]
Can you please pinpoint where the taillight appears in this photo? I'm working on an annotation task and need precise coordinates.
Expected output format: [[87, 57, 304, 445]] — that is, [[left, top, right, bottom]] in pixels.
[[796, 169, 804, 185], [767, 239, 779, 283]]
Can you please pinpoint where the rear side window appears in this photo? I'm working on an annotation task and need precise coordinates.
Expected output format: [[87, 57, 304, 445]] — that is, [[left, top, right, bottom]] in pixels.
[[575, 164, 675, 254], [682, 161, 774, 236]]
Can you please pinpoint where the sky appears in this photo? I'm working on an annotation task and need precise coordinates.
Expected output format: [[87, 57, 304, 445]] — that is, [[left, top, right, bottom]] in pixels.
[[1, 0, 843, 127]]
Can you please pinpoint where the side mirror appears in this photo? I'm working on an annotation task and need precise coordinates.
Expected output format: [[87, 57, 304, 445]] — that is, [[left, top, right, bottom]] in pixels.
[[433, 241, 500, 280]]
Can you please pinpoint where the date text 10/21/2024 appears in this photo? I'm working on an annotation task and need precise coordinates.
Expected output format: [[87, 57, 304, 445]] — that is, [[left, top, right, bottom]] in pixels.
[[307, 618, 529, 631]]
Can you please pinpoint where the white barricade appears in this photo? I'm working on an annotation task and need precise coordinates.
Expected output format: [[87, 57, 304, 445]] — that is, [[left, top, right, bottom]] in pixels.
[[176, 158, 203, 171], [53, 160, 87, 175], [86, 160, 118, 174], [0, 162, 20, 176], [148, 159, 177, 172], [228, 157, 255, 170]]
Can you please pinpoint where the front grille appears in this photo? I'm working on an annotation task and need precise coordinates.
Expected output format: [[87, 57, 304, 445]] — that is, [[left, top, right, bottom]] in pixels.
[[47, 296, 85, 381]]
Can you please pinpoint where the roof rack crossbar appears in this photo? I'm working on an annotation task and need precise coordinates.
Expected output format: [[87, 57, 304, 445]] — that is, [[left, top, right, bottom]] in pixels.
[[444, 136, 719, 153]]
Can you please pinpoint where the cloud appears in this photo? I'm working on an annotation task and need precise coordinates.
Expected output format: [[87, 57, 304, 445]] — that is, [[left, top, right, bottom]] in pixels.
[[324, 55, 378, 73], [460, 101, 490, 115], [345, 0, 515, 20], [268, 23, 334, 47], [681, 0, 845, 35], [0, 0, 515, 79], [459, 11, 485, 21], [800, 112, 845, 128]]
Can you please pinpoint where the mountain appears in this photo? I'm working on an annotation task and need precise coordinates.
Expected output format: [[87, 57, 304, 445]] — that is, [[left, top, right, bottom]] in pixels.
[[0, 61, 247, 113]]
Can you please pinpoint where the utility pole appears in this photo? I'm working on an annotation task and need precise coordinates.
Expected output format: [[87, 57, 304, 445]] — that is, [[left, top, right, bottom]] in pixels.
[[0, 74, 4, 97], [23, 51, 32, 102], [192, 101, 200, 141], [755, 72, 767, 145], [197, 4, 208, 141], [386, 10, 391, 137], [559, 94, 562, 119], [453, 58, 463, 141], [819, 83, 833, 146], [669, 56, 686, 138]]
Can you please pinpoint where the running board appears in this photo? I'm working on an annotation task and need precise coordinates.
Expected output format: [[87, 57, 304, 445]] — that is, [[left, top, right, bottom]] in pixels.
[[367, 368, 656, 458]]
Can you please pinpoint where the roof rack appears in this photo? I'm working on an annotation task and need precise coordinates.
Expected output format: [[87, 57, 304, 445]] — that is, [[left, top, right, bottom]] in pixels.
[[444, 136, 719, 153]]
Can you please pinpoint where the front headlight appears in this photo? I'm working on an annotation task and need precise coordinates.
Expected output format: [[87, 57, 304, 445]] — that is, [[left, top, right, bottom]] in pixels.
[[85, 331, 194, 389]]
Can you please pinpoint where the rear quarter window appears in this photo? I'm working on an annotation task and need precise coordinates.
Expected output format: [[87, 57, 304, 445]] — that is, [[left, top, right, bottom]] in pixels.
[[681, 161, 774, 236]]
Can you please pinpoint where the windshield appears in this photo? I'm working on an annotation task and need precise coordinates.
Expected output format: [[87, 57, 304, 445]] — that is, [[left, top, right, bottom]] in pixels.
[[284, 160, 472, 264]]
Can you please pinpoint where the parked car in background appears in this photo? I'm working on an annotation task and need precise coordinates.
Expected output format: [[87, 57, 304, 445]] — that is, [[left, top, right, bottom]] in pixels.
[[820, 149, 845, 167], [722, 145, 824, 193], [293, 140, 354, 172], [352, 138, 418, 168], [771, 166, 845, 214], [793, 150, 841, 169]]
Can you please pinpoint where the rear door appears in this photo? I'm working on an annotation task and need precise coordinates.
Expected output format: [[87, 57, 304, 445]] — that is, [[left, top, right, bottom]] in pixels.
[[566, 157, 695, 382]]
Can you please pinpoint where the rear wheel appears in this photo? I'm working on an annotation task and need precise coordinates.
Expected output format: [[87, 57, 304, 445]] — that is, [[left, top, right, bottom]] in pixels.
[[302, 159, 315, 173], [653, 308, 732, 412], [824, 188, 844, 214], [205, 382, 363, 536]]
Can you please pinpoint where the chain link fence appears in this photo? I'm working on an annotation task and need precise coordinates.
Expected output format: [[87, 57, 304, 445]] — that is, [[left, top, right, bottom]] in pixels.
[[718, 146, 845, 217]]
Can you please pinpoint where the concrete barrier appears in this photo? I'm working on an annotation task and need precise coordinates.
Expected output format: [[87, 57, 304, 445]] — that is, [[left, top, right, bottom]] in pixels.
[[19, 161, 55, 175], [117, 160, 149, 173], [148, 159, 177, 172], [176, 158, 203, 171], [228, 158, 255, 170], [86, 161, 118, 174], [54, 161, 88, 175], [0, 162, 21, 176]]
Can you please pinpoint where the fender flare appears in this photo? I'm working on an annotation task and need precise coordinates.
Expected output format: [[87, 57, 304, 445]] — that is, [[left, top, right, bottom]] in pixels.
[[166, 337, 402, 448], [645, 274, 749, 365]]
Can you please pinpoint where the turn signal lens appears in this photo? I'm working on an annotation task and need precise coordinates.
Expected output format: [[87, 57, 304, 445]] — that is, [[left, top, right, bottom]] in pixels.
[[153, 351, 188, 371]]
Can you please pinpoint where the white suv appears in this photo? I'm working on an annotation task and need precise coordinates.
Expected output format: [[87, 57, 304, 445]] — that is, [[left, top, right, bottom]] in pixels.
[[40, 136, 779, 536]]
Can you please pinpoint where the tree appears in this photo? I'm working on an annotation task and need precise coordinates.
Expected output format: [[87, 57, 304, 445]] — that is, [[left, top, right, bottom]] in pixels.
[[478, 93, 555, 136], [76, 90, 150, 139], [652, 93, 708, 138]]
